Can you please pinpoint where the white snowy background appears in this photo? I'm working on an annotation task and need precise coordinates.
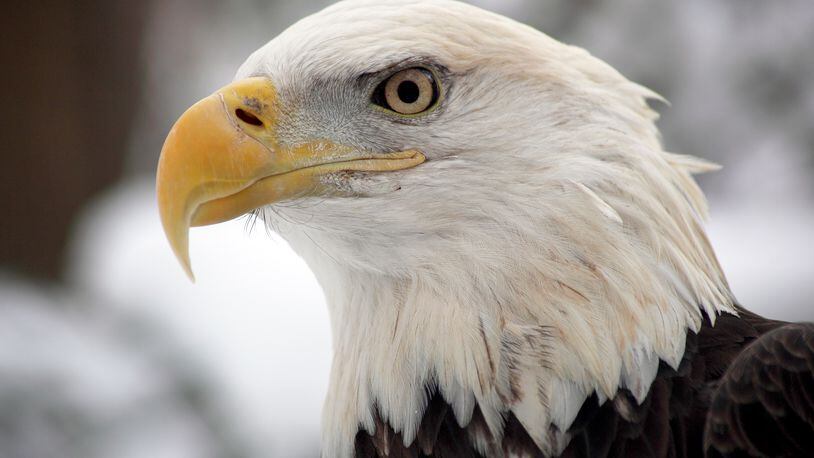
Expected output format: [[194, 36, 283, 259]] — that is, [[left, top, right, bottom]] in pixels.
[[1, 1, 813, 457]]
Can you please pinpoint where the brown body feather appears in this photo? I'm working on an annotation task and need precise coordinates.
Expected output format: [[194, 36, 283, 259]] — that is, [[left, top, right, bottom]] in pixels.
[[354, 309, 814, 457]]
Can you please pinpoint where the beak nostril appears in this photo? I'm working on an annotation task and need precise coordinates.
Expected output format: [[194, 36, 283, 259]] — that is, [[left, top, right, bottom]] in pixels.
[[235, 108, 263, 127]]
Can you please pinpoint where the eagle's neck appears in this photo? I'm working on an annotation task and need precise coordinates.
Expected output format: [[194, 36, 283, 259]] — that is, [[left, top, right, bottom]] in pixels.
[[305, 250, 732, 457], [274, 137, 735, 458]]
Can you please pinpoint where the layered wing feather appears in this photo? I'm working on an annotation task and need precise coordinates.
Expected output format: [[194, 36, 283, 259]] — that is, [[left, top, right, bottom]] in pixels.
[[704, 322, 814, 457]]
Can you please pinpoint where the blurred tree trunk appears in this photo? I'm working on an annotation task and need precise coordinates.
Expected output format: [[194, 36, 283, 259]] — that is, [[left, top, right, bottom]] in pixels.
[[0, 2, 149, 280]]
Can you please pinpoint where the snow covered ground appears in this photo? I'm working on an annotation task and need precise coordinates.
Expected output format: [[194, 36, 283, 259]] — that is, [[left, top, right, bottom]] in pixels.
[[708, 201, 814, 322], [67, 178, 333, 457], [0, 277, 242, 458]]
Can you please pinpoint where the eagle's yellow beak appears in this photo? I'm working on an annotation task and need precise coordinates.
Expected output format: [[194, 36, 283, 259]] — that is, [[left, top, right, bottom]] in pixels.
[[156, 77, 425, 279]]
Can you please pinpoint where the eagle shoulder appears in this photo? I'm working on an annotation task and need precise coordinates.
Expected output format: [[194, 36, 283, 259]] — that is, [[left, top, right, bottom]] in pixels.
[[704, 320, 814, 457], [354, 311, 809, 458]]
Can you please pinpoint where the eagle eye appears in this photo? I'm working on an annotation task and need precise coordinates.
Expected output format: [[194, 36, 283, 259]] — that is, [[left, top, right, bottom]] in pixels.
[[373, 68, 439, 115]]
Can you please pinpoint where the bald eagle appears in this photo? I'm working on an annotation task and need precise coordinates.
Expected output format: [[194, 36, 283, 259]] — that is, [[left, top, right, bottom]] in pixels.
[[155, 1, 814, 456]]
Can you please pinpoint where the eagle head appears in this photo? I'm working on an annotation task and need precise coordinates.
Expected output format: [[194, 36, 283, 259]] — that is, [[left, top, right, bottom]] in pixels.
[[156, 0, 734, 455]]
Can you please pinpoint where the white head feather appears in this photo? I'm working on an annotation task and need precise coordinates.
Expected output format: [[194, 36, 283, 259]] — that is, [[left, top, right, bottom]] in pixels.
[[235, 0, 734, 455]]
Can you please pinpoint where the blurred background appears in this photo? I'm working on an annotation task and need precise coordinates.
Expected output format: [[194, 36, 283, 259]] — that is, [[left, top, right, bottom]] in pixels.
[[1, 1, 812, 456]]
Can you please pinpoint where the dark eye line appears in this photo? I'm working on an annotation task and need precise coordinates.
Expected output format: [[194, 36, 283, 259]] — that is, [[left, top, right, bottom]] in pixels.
[[358, 58, 448, 95], [358, 56, 442, 81]]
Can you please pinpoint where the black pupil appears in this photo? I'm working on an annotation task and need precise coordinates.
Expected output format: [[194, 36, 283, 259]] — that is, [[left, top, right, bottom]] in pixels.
[[397, 80, 420, 104]]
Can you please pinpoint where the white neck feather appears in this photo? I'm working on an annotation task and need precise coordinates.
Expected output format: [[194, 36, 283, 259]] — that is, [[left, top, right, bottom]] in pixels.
[[276, 152, 734, 455], [249, 2, 736, 455]]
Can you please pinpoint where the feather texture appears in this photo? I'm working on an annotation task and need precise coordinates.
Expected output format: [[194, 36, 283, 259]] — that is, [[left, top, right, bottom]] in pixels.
[[218, 1, 812, 456], [353, 311, 814, 457], [705, 320, 814, 457]]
